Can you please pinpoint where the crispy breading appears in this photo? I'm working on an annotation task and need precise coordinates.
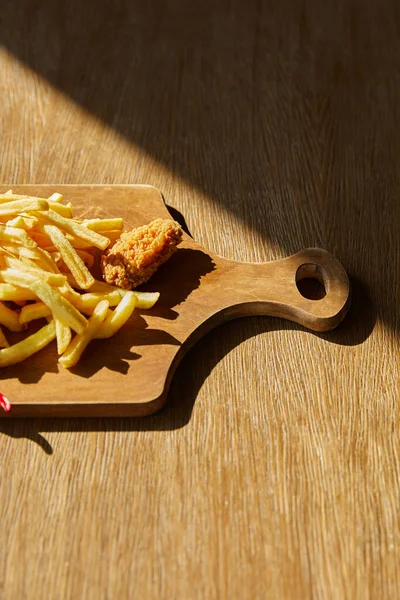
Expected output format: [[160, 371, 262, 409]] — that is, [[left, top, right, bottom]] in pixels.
[[101, 218, 183, 289]]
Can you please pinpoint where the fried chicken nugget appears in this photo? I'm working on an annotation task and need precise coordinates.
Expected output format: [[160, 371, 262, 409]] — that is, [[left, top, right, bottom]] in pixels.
[[101, 218, 183, 289]]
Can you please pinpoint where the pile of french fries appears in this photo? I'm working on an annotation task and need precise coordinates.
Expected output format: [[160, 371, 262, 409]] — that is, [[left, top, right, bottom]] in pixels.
[[0, 190, 159, 368]]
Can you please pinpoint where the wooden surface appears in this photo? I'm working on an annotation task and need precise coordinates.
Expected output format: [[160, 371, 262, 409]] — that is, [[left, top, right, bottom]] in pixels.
[[0, 0, 399, 598], [0, 185, 350, 418]]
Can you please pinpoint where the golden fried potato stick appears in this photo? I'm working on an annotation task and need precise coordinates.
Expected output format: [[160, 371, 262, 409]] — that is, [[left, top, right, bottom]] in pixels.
[[0, 283, 37, 302], [84, 279, 124, 294], [42, 223, 95, 289], [19, 302, 52, 325], [49, 251, 61, 265], [20, 214, 40, 229], [95, 291, 137, 339], [101, 230, 124, 241], [76, 250, 94, 269], [0, 243, 20, 257], [64, 274, 160, 309], [1, 259, 67, 287], [1, 243, 58, 275], [65, 274, 118, 293], [48, 203, 73, 218], [14, 254, 49, 273], [47, 193, 63, 202], [30, 232, 53, 247], [0, 193, 43, 203], [0, 198, 48, 217], [0, 301, 26, 332], [64, 287, 122, 315], [16, 245, 43, 260], [34, 209, 110, 250], [0, 226, 37, 249], [28, 247, 61, 274], [133, 291, 160, 309], [64, 236, 92, 249], [6, 216, 27, 229], [0, 320, 56, 367], [3, 269, 87, 334], [6, 214, 39, 230], [55, 319, 72, 355], [0, 193, 69, 215], [59, 299, 109, 368], [81, 218, 123, 232], [0, 327, 9, 348]]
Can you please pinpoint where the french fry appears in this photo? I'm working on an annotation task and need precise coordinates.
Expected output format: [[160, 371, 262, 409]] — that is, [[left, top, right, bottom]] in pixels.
[[66, 276, 123, 294], [0, 226, 37, 249], [59, 300, 109, 368], [6, 214, 40, 230], [19, 302, 52, 325], [14, 254, 49, 272], [27, 247, 61, 274], [65, 276, 160, 309], [30, 232, 53, 247], [75, 250, 94, 269], [48, 202, 73, 218], [0, 198, 48, 216], [2, 244, 60, 275], [49, 252, 62, 264], [81, 218, 123, 232], [42, 224, 95, 289], [0, 301, 26, 332], [47, 193, 63, 202], [0, 283, 37, 302], [0, 320, 56, 367], [55, 319, 72, 354], [6, 216, 27, 229], [0, 327, 9, 348], [17, 246, 41, 260], [35, 209, 110, 250], [1, 260, 67, 287], [133, 291, 160, 309], [0, 193, 44, 203], [65, 287, 122, 315], [3, 269, 87, 334], [95, 292, 137, 339], [65, 273, 84, 289], [0, 193, 65, 216], [87, 279, 124, 294], [100, 230, 124, 241], [61, 236, 86, 249], [19, 214, 40, 229], [0, 243, 20, 257]]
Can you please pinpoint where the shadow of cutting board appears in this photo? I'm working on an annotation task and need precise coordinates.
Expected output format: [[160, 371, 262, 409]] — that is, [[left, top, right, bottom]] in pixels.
[[0, 185, 350, 417]]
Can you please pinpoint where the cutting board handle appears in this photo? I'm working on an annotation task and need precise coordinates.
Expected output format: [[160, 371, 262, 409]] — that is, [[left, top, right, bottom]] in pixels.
[[216, 247, 350, 333]]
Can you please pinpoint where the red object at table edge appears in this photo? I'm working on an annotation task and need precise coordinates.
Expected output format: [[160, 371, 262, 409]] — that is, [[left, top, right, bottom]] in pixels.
[[0, 393, 11, 412]]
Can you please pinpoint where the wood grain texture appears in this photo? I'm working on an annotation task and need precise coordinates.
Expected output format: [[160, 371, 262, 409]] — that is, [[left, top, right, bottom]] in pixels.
[[0, 0, 399, 598]]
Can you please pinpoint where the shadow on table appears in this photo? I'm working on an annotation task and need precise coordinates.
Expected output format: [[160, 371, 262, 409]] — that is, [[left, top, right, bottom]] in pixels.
[[0, 0, 399, 340], [0, 275, 375, 453]]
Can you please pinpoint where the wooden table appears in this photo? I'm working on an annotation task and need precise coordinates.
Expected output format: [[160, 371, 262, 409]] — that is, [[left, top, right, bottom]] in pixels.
[[0, 1, 399, 598]]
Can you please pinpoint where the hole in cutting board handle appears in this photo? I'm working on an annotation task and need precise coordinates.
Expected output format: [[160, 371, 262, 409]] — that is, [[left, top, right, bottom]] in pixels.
[[296, 263, 327, 300]]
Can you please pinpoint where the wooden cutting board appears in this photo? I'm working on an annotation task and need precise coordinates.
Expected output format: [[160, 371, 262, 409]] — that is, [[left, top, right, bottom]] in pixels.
[[0, 185, 350, 418]]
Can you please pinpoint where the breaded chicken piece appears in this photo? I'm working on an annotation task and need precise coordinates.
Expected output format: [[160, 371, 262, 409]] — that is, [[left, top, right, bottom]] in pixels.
[[101, 218, 183, 289]]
